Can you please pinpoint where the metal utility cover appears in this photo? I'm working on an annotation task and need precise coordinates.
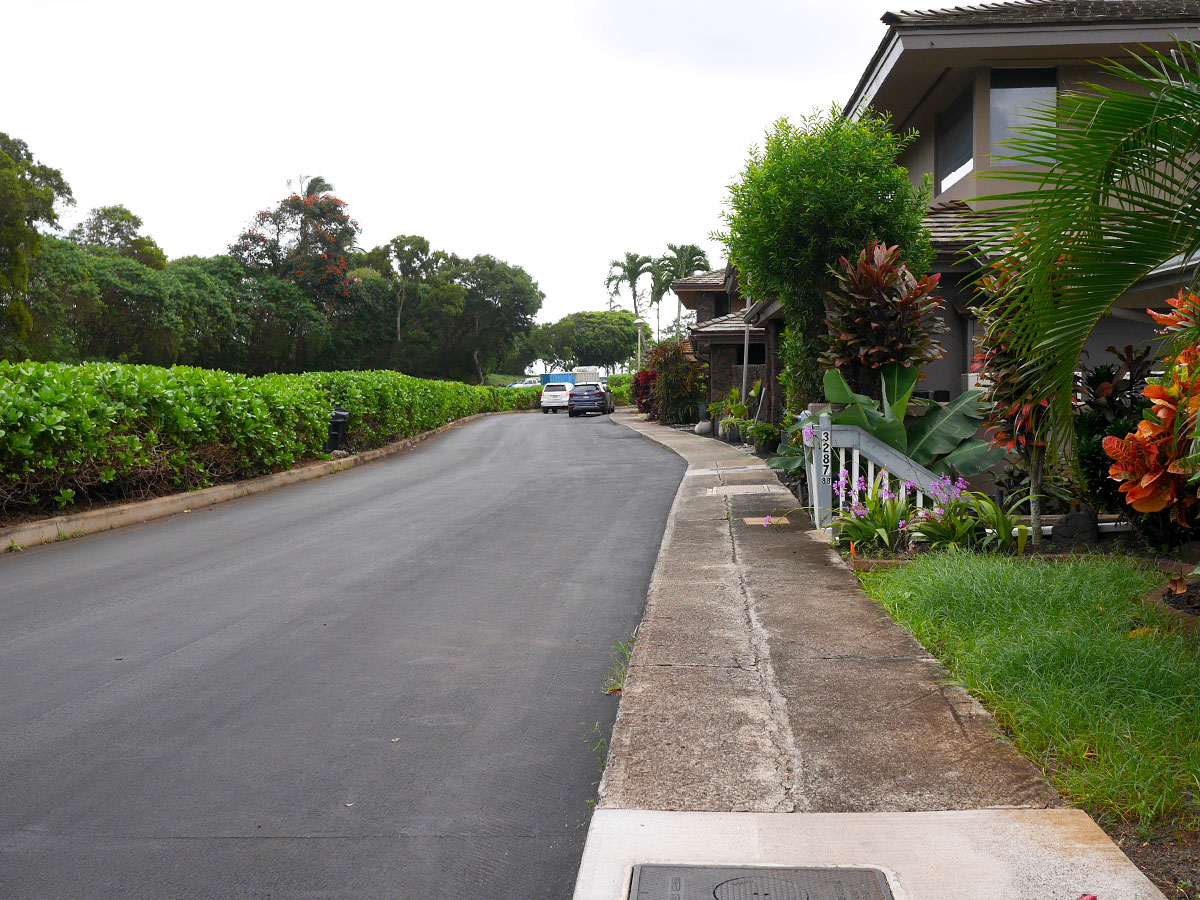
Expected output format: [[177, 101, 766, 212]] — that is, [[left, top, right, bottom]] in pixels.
[[629, 865, 894, 900]]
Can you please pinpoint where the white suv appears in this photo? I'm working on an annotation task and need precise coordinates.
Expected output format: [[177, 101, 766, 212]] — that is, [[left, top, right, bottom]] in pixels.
[[540, 382, 571, 413]]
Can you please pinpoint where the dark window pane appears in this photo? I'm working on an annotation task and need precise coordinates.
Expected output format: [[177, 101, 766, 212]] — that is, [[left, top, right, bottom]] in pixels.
[[936, 86, 974, 192], [990, 68, 1056, 163]]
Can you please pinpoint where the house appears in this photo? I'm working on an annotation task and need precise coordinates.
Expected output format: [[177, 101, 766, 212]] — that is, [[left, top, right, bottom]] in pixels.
[[673, 265, 770, 413], [746, 0, 1200, 416]]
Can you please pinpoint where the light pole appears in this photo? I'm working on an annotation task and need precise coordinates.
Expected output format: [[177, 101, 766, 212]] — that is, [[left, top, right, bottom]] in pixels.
[[634, 318, 646, 371]]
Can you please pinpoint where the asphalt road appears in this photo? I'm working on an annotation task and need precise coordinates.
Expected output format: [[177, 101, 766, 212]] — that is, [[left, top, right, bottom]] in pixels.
[[0, 411, 685, 899]]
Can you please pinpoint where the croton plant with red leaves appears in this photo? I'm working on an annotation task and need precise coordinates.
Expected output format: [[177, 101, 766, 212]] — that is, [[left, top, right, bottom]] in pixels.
[[1103, 291, 1200, 525]]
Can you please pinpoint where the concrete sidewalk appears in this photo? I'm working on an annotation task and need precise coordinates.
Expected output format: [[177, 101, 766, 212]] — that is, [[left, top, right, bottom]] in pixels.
[[574, 414, 1163, 899]]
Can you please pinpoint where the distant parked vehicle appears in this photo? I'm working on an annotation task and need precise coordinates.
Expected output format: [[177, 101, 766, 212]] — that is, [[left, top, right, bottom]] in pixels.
[[572, 366, 602, 387], [540, 382, 571, 413], [507, 377, 541, 388], [568, 382, 614, 417]]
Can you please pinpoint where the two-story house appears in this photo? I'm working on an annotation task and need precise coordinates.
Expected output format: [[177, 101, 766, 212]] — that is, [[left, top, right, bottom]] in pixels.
[[745, 0, 1200, 418], [673, 265, 769, 412]]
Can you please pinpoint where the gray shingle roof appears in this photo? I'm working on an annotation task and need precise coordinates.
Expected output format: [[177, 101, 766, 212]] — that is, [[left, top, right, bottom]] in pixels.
[[924, 201, 1001, 249], [883, 0, 1200, 28], [671, 269, 726, 290], [690, 311, 765, 339]]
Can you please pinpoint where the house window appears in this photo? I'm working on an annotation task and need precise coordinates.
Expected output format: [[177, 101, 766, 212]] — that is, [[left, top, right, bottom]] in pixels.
[[936, 86, 973, 194], [989, 68, 1056, 163], [736, 343, 766, 366]]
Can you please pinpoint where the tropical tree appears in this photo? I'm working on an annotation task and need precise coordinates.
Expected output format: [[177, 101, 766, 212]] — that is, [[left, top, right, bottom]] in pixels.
[[975, 41, 1200, 452], [0, 133, 72, 357], [648, 258, 673, 340], [69, 204, 167, 270], [605, 252, 654, 318], [661, 242, 710, 332], [718, 111, 931, 407]]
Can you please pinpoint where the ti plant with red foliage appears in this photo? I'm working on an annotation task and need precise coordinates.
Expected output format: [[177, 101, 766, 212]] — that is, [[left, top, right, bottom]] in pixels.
[[631, 369, 657, 417], [822, 242, 947, 400], [1102, 290, 1200, 529]]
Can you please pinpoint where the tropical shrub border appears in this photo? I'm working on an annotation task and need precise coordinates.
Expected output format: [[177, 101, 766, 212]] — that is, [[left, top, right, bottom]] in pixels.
[[0, 361, 538, 516]]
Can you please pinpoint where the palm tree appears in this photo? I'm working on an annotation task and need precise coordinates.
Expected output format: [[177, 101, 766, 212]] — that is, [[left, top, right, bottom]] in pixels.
[[976, 42, 1200, 451], [605, 252, 654, 319], [661, 243, 711, 332], [648, 258, 674, 340]]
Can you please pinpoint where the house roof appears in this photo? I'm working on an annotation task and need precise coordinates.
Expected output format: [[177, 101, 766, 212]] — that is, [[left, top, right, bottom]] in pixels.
[[882, 0, 1200, 28], [671, 269, 727, 291], [925, 201, 1004, 252], [848, 0, 1200, 119], [689, 311, 765, 341]]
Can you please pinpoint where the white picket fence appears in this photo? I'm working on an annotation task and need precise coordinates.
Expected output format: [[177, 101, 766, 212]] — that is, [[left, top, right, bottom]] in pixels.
[[800, 411, 942, 529]]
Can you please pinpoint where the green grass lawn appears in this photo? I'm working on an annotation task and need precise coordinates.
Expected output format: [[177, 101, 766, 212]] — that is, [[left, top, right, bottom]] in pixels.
[[858, 553, 1200, 832]]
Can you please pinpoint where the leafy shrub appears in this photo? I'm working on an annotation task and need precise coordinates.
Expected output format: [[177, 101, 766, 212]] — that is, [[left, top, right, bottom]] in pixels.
[[822, 242, 946, 399], [608, 373, 632, 406], [0, 361, 538, 516], [646, 340, 705, 424], [631, 370, 657, 416]]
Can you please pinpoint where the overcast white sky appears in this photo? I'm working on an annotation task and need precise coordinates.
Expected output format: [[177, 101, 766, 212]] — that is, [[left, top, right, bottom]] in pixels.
[[8, 0, 901, 324]]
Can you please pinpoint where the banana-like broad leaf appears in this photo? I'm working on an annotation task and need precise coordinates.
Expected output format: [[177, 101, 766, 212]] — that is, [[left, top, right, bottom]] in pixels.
[[880, 363, 918, 425], [928, 439, 1005, 478], [906, 389, 988, 466], [824, 367, 908, 452], [766, 455, 806, 472]]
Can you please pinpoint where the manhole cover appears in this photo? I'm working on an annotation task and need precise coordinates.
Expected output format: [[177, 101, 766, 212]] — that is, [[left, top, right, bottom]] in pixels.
[[630, 865, 894, 900]]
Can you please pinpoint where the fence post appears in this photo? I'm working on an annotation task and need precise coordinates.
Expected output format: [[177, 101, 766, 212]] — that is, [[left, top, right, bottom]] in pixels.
[[816, 412, 834, 529]]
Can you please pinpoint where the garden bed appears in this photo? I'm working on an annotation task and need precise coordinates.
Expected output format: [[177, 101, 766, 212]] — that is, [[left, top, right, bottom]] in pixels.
[[858, 553, 1199, 899]]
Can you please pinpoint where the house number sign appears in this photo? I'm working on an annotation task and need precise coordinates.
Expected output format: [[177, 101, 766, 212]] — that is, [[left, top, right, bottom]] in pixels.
[[819, 427, 832, 486]]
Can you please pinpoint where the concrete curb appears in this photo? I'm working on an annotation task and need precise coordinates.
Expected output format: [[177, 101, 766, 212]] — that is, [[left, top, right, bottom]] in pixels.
[[0, 408, 534, 551]]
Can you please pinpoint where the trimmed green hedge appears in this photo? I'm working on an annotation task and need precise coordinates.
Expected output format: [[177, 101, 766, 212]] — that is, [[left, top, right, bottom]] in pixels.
[[0, 361, 538, 515]]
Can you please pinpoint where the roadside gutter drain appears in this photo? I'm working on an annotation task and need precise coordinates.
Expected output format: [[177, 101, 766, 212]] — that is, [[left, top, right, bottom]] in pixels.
[[629, 865, 895, 900]]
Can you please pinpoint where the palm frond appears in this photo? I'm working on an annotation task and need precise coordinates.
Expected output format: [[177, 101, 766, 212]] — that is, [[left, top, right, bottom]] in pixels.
[[974, 41, 1200, 448]]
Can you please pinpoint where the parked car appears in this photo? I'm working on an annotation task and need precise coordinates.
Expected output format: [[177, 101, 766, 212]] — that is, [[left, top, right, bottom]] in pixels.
[[507, 377, 541, 388], [540, 382, 571, 413], [568, 382, 614, 417]]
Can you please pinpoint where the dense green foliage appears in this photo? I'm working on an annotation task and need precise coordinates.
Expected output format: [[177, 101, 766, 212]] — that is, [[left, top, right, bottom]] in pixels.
[[530, 310, 645, 371], [860, 554, 1196, 829], [0, 133, 73, 355], [0, 152, 544, 383], [607, 372, 632, 406], [0, 360, 537, 516], [718, 111, 931, 407]]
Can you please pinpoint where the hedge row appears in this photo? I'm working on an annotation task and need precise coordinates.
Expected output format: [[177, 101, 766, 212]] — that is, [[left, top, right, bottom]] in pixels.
[[0, 361, 539, 516]]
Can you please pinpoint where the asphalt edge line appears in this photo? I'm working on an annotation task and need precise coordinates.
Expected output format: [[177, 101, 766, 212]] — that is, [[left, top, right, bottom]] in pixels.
[[1, 408, 535, 552]]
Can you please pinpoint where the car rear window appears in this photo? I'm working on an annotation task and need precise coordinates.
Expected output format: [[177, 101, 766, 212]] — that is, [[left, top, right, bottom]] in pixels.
[[543, 384, 567, 392]]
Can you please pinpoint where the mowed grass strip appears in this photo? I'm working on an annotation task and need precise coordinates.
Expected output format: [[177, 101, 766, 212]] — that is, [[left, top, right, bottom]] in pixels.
[[858, 553, 1200, 830]]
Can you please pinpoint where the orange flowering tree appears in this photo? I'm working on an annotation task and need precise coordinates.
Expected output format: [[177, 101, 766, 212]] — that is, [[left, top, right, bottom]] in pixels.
[[1103, 291, 1200, 532], [230, 175, 361, 313]]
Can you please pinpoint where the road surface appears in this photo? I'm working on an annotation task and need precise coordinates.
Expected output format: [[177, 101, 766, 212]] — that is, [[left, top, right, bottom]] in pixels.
[[0, 412, 685, 899]]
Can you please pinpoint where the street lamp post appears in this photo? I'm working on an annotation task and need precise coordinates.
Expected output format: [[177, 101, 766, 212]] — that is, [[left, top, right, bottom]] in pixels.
[[634, 318, 645, 371]]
